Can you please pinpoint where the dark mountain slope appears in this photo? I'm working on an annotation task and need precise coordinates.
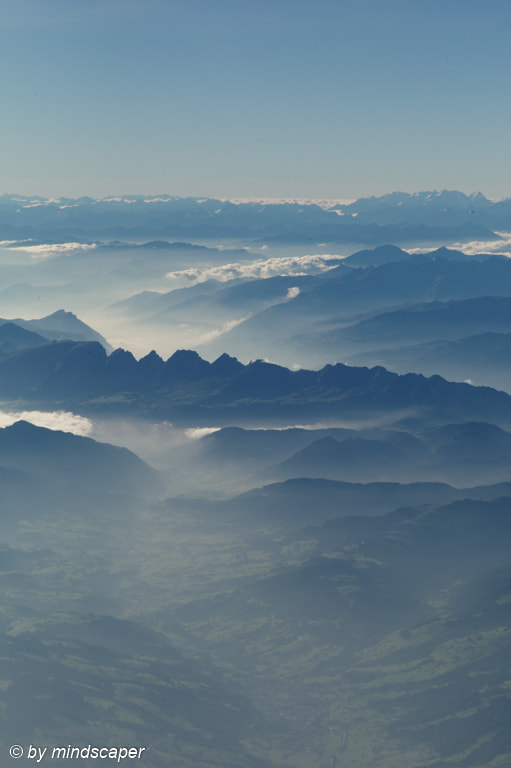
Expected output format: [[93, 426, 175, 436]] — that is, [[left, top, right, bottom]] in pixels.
[[1, 342, 511, 426], [220, 477, 511, 528], [199, 425, 358, 467], [274, 435, 402, 482], [0, 420, 160, 496], [0, 322, 48, 354], [267, 420, 511, 486], [0, 420, 164, 545]]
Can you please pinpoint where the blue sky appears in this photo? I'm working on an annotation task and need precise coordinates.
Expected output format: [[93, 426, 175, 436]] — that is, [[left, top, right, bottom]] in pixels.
[[2, 0, 510, 200]]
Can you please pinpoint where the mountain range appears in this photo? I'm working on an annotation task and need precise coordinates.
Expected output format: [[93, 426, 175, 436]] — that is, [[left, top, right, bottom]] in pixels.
[[2, 341, 511, 427], [3, 190, 511, 766], [0, 310, 111, 353], [0, 190, 508, 243], [194, 419, 511, 488], [177, 250, 511, 388]]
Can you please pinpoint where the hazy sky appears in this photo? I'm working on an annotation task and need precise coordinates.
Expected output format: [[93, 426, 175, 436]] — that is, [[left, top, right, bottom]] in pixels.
[[2, 0, 510, 200]]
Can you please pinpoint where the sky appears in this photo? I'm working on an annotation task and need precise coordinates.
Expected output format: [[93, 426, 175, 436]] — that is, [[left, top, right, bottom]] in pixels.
[[1, 0, 511, 201]]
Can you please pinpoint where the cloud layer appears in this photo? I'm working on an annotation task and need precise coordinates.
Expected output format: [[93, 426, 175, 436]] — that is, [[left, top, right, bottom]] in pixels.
[[449, 232, 511, 256], [165, 253, 343, 285], [408, 233, 511, 258], [0, 241, 97, 260], [0, 409, 93, 436]]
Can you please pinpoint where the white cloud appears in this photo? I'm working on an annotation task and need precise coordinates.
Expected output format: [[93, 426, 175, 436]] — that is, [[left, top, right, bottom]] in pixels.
[[408, 232, 511, 257], [166, 253, 342, 285], [20, 198, 60, 208], [217, 197, 356, 208], [286, 286, 300, 299], [143, 197, 175, 203], [102, 197, 137, 204], [1, 241, 97, 260], [0, 409, 93, 436], [185, 427, 221, 440], [449, 231, 511, 256]]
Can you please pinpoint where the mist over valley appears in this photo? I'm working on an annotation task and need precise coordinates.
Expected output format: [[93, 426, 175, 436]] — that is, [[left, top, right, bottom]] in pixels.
[[2, 192, 511, 767]]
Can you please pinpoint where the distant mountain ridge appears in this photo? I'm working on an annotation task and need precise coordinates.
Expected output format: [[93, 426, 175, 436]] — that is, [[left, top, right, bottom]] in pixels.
[[1, 340, 511, 426], [342, 244, 499, 267], [0, 190, 507, 243], [335, 296, 511, 346], [0, 310, 111, 353], [350, 331, 511, 392]]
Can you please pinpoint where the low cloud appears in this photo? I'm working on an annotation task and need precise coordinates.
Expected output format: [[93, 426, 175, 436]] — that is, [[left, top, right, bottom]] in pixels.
[[408, 232, 511, 258], [1, 241, 97, 260], [449, 232, 511, 256], [166, 253, 342, 285], [185, 427, 222, 440], [20, 199, 60, 208], [218, 197, 355, 207], [0, 409, 93, 436], [102, 197, 138, 204]]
